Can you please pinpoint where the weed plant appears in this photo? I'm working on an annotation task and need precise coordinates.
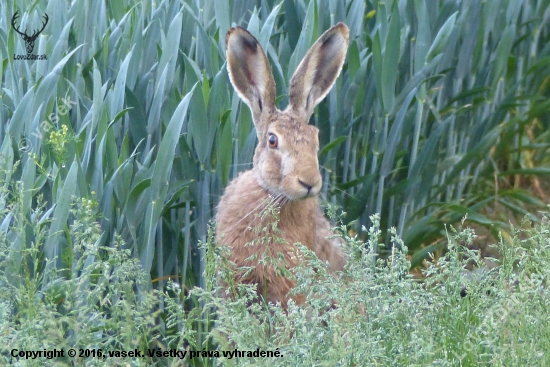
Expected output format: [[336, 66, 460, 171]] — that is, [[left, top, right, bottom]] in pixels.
[[2, 1, 550, 365], [5, 192, 547, 366]]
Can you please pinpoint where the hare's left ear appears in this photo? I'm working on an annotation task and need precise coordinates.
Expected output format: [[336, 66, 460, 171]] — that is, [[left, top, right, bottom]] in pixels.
[[226, 26, 277, 130], [287, 23, 349, 122]]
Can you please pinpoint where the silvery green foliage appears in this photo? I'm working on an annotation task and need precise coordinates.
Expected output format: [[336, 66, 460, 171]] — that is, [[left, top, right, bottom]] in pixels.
[[1, 1, 550, 365]]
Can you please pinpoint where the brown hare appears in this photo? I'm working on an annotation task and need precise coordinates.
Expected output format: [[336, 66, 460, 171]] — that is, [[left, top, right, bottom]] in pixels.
[[216, 23, 349, 310]]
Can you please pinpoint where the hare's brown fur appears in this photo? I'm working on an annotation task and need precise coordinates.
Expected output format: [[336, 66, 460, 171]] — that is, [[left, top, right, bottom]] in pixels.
[[216, 23, 349, 309]]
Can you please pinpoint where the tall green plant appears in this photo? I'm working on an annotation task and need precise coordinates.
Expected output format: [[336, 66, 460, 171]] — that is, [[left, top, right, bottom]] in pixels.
[[1, 1, 550, 337]]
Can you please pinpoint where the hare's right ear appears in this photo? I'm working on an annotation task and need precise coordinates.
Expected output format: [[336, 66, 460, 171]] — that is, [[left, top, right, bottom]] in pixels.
[[226, 27, 276, 127], [287, 23, 349, 122]]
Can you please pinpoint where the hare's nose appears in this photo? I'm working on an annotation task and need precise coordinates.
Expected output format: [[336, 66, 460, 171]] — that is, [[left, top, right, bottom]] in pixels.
[[298, 179, 313, 192], [297, 171, 322, 197]]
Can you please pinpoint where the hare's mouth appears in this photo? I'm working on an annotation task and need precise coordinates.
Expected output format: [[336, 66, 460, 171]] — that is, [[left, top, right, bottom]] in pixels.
[[268, 187, 316, 202], [297, 178, 319, 197], [257, 172, 321, 201], [280, 178, 321, 201]]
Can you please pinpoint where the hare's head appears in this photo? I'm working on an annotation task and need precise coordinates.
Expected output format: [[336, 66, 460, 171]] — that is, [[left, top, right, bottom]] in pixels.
[[226, 23, 349, 201]]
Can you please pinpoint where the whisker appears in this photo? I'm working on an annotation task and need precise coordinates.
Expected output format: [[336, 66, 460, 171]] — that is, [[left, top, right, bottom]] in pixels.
[[221, 197, 269, 234], [258, 193, 284, 219], [230, 163, 253, 168], [321, 181, 361, 201], [226, 192, 286, 235]]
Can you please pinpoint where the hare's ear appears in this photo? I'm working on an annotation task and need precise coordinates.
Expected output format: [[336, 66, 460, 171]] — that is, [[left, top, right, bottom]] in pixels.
[[287, 23, 349, 122], [226, 27, 276, 126]]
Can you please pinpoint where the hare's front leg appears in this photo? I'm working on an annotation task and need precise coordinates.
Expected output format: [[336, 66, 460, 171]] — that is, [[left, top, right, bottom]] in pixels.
[[232, 256, 306, 309], [313, 208, 347, 273]]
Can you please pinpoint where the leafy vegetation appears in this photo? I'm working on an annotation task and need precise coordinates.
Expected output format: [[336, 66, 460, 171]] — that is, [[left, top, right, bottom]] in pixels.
[[2, 199, 549, 365], [1, 0, 550, 365]]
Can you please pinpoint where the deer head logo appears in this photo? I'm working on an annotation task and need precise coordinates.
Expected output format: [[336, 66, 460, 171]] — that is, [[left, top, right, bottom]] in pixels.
[[11, 11, 49, 55]]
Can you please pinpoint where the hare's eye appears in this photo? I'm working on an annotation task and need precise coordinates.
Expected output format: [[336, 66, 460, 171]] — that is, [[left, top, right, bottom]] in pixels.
[[268, 133, 278, 148]]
